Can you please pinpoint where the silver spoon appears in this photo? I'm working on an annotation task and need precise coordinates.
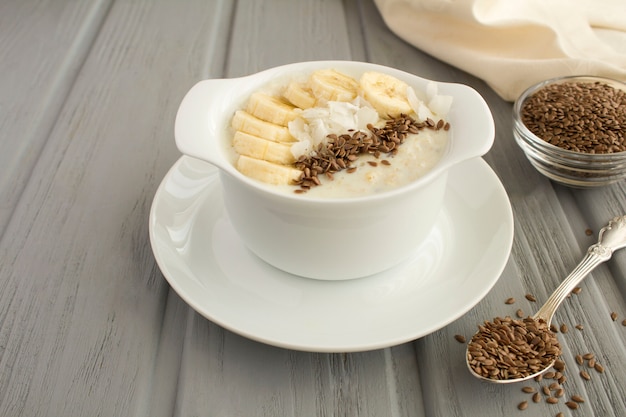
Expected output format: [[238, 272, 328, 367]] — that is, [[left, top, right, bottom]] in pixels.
[[466, 215, 626, 384]]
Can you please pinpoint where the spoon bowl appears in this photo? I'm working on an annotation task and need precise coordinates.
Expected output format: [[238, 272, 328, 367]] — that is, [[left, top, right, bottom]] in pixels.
[[466, 215, 626, 383]]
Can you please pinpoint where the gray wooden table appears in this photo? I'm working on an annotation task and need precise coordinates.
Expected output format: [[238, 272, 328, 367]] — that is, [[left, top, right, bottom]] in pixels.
[[1, 1, 624, 416]]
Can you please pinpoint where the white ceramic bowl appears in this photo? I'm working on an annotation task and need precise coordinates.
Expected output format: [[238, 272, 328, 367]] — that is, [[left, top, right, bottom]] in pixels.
[[175, 61, 494, 280]]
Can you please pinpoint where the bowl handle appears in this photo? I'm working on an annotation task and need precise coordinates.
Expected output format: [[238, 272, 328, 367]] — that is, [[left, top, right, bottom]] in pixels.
[[174, 78, 241, 173], [443, 84, 495, 166]]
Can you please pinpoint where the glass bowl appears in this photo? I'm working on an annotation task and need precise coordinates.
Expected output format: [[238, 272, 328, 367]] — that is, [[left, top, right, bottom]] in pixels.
[[513, 76, 626, 188]]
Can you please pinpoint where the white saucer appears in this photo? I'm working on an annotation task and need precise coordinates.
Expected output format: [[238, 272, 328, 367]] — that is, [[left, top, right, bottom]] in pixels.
[[149, 156, 513, 352]]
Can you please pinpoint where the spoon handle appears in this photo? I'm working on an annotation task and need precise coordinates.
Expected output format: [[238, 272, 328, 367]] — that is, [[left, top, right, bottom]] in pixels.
[[533, 215, 626, 323]]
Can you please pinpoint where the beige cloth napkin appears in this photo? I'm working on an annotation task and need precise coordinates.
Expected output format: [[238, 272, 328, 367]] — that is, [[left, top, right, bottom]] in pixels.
[[374, 0, 626, 101]]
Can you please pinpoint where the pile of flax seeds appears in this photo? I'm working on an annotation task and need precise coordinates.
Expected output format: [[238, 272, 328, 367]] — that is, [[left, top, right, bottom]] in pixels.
[[456, 287, 625, 415]]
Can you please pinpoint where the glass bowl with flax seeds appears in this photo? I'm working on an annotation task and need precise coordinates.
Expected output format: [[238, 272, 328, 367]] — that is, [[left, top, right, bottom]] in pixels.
[[513, 75, 626, 188]]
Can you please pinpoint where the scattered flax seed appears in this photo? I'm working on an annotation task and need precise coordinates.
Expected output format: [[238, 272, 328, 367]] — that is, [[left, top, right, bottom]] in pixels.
[[572, 286, 582, 294], [566, 401, 579, 410], [557, 413, 565, 417], [518, 401, 528, 410], [544, 371, 556, 379], [542, 386, 551, 396], [582, 353, 595, 360], [556, 388, 565, 398], [505, 297, 516, 305], [575, 324, 584, 330], [571, 395, 585, 403], [575, 354, 584, 365], [548, 381, 560, 391], [594, 363, 605, 373], [558, 375, 567, 385], [585, 228, 593, 236], [381, 159, 391, 166], [588, 358, 596, 368], [532, 392, 541, 403], [522, 386, 536, 393], [622, 319, 626, 326], [580, 370, 591, 381], [610, 312, 618, 321], [559, 324, 568, 333], [534, 374, 543, 382], [525, 294, 537, 302], [550, 324, 558, 333], [516, 309, 524, 318], [454, 334, 466, 343], [546, 396, 559, 404], [554, 359, 565, 372]]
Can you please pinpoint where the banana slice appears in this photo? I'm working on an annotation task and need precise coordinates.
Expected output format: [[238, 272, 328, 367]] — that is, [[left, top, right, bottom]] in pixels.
[[231, 110, 295, 143], [359, 71, 413, 118], [309, 69, 358, 103], [246, 92, 301, 126], [236, 155, 302, 185], [232, 131, 296, 165], [283, 81, 316, 109]]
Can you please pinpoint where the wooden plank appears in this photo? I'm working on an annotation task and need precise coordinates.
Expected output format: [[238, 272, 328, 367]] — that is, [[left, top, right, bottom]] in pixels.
[[176, 314, 424, 417], [0, 0, 113, 237], [225, 0, 356, 76], [0, 0, 233, 416]]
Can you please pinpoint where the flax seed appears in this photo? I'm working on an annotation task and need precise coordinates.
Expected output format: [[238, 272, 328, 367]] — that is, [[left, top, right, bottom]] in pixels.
[[518, 401, 528, 410], [454, 334, 466, 343], [554, 359, 565, 372], [466, 316, 561, 381], [525, 294, 537, 302], [521, 80, 626, 154], [505, 297, 515, 305]]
